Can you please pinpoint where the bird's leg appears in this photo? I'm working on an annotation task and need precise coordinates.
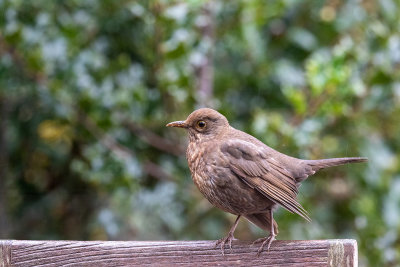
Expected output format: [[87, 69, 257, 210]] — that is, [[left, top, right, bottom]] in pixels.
[[252, 209, 277, 256], [215, 215, 241, 255]]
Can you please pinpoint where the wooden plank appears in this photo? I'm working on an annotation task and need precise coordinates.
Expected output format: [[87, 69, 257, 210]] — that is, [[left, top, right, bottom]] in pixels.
[[0, 239, 357, 267]]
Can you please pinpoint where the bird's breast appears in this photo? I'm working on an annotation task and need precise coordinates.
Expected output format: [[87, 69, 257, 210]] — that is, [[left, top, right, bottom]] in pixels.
[[187, 141, 224, 196], [187, 141, 212, 190]]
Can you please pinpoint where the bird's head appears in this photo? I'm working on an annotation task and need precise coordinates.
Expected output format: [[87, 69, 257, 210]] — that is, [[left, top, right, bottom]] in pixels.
[[166, 108, 229, 141]]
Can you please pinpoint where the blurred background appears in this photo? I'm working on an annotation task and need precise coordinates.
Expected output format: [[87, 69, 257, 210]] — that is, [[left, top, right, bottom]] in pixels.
[[0, 0, 399, 266]]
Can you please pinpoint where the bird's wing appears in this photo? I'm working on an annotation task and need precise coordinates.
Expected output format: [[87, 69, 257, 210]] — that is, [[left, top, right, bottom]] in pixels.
[[221, 139, 311, 221]]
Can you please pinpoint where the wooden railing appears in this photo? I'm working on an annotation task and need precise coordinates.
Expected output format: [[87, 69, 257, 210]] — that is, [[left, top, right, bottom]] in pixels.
[[0, 239, 357, 266]]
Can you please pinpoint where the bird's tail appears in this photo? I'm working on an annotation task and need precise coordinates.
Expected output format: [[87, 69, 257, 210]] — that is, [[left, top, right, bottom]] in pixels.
[[305, 157, 368, 172], [244, 213, 279, 234]]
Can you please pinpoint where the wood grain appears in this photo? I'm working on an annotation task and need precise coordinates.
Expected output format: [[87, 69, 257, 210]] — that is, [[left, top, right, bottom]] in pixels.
[[0, 239, 357, 267]]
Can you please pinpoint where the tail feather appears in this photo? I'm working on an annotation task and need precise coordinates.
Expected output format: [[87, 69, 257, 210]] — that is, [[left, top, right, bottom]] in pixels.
[[244, 213, 279, 234], [306, 157, 368, 172]]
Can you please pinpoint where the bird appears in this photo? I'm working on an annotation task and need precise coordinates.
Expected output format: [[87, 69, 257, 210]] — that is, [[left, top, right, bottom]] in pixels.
[[166, 108, 367, 255]]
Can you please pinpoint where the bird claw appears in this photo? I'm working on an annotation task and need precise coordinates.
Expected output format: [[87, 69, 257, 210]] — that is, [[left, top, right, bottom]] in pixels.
[[252, 237, 267, 245], [253, 234, 276, 256], [215, 233, 236, 255]]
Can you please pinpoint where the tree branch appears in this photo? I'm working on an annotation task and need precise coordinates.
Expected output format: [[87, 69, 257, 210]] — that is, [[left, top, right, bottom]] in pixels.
[[194, 1, 215, 107], [78, 110, 174, 181], [0, 97, 11, 238], [0, 34, 46, 84], [1, 33, 175, 182], [123, 120, 185, 156]]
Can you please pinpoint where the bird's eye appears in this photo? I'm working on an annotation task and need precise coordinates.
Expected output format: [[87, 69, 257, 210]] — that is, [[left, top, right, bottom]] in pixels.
[[197, 120, 206, 128]]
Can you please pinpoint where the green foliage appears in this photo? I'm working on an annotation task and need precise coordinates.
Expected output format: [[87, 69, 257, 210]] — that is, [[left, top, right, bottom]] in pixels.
[[1, 0, 399, 265]]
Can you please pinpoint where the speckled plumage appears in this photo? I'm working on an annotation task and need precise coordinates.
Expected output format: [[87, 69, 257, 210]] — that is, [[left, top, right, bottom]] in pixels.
[[167, 108, 367, 255]]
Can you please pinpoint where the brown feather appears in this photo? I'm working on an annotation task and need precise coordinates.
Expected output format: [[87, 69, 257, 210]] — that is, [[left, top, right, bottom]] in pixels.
[[221, 139, 311, 221]]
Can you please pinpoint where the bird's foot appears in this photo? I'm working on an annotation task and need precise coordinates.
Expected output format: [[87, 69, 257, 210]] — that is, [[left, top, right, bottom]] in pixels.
[[252, 233, 276, 256], [215, 232, 237, 256]]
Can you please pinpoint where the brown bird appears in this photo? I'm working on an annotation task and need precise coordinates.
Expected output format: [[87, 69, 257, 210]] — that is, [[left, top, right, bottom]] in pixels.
[[166, 108, 367, 255]]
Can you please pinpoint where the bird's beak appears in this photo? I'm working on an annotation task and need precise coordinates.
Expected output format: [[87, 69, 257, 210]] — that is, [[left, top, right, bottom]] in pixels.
[[166, 120, 188, 128]]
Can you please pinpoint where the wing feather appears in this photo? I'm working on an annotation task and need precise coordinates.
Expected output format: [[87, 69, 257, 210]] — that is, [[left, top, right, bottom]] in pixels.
[[221, 139, 311, 221]]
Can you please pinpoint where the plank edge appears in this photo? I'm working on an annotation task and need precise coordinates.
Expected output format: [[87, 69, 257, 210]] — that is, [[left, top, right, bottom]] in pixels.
[[0, 240, 12, 267], [328, 239, 358, 267]]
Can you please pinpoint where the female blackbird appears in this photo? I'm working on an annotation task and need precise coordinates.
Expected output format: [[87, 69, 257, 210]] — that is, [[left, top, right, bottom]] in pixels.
[[167, 108, 367, 255]]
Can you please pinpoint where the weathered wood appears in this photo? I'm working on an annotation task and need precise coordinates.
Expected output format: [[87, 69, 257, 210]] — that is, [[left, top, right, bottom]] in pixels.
[[0, 239, 357, 267]]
